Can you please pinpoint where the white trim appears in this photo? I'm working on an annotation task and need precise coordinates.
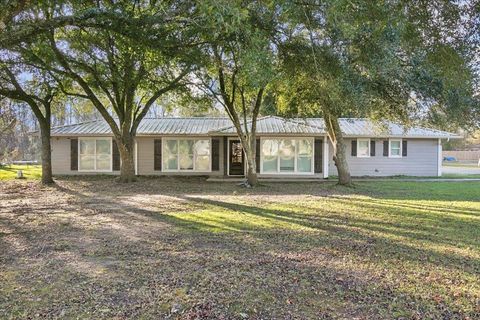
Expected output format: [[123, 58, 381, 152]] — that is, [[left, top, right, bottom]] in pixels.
[[356, 138, 371, 158], [388, 139, 402, 158], [323, 136, 329, 178], [259, 137, 315, 175], [227, 137, 246, 176], [134, 139, 138, 175], [78, 137, 113, 172], [161, 137, 212, 173], [437, 138, 442, 177]]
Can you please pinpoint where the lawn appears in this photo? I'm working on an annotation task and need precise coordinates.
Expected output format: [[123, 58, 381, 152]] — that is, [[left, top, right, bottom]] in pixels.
[[0, 164, 42, 180], [443, 161, 479, 168], [0, 177, 479, 319]]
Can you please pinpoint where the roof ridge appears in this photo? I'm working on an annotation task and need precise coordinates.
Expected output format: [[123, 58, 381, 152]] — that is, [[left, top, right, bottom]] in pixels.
[[142, 116, 229, 119], [210, 115, 281, 133], [209, 116, 261, 133], [285, 117, 326, 131], [51, 118, 104, 129]]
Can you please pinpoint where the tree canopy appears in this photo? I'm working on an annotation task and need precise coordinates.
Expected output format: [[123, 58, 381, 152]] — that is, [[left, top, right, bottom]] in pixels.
[[272, 0, 478, 184], [0, 0, 477, 185]]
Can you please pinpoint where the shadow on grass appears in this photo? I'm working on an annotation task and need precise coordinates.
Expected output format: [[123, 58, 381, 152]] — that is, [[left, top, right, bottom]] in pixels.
[[2, 179, 479, 318], [174, 196, 480, 271]]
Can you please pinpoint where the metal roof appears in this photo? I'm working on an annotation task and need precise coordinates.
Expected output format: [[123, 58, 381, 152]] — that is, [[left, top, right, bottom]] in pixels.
[[214, 116, 324, 134], [50, 116, 460, 138], [50, 117, 232, 136], [301, 118, 459, 138]]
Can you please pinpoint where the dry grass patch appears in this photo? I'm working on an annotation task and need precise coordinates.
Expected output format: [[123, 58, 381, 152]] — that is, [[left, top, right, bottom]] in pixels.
[[0, 177, 479, 319]]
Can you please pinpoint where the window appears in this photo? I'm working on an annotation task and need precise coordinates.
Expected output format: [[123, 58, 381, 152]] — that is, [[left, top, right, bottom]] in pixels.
[[261, 138, 314, 174], [297, 139, 313, 172], [357, 139, 370, 158], [279, 139, 295, 172], [163, 138, 211, 171], [389, 139, 402, 157], [79, 138, 112, 171], [262, 139, 278, 173]]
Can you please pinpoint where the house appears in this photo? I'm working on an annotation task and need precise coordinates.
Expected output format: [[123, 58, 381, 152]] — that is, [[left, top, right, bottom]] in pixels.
[[49, 116, 460, 178]]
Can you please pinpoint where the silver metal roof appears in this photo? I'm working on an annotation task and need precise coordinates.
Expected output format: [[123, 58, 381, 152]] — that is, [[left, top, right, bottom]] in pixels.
[[50, 116, 460, 138], [214, 116, 324, 134], [51, 117, 232, 136], [301, 118, 459, 138]]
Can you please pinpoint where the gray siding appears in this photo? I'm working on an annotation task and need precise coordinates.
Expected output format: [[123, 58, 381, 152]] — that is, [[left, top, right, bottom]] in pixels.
[[328, 138, 439, 177], [52, 136, 225, 176], [136, 136, 224, 176], [51, 137, 119, 175], [51, 136, 439, 178], [51, 137, 72, 175]]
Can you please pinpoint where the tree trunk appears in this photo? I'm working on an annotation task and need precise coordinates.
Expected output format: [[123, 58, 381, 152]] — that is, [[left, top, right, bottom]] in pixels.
[[245, 152, 257, 187], [333, 138, 351, 185], [39, 123, 54, 185], [117, 136, 136, 183], [324, 114, 352, 186], [239, 135, 257, 187]]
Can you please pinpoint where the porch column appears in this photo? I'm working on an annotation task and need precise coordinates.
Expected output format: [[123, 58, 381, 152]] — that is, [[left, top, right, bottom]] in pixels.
[[323, 136, 329, 178]]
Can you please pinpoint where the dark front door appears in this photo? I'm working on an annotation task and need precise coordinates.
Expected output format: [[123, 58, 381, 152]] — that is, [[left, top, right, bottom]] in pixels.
[[229, 140, 244, 176]]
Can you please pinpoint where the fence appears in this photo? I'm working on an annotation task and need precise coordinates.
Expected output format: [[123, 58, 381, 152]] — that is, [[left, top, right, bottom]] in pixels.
[[442, 150, 480, 161]]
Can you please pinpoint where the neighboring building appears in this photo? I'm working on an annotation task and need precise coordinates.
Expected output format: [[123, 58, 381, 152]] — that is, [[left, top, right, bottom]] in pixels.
[[49, 116, 460, 178]]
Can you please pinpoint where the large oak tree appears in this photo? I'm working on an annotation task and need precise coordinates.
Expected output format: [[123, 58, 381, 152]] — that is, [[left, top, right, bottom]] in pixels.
[[276, 0, 478, 185], [0, 64, 61, 184], [31, 1, 195, 182], [192, 0, 278, 186]]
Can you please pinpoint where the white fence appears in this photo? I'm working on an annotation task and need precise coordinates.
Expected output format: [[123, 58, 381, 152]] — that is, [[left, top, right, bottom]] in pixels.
[[443, 151, 480, 161]]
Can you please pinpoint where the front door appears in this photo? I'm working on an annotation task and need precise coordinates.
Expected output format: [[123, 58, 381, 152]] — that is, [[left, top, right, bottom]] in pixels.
[[229, 140, 244, 176]]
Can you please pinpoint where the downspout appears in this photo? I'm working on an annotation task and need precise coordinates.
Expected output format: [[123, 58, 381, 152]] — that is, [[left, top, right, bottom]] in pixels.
[[135, 139, 138, 176], [437, 138, 442, 177], [323, 134, 329, 178]]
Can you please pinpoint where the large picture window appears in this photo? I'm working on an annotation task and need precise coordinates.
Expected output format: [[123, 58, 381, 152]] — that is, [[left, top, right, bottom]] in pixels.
[[79, 138, 112, 171], [163, 138, 211, 172], [261, 138, 314, 174]]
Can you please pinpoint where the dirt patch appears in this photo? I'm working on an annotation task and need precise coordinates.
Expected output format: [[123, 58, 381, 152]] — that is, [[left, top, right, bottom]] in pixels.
[[0, 177, 478, 319]]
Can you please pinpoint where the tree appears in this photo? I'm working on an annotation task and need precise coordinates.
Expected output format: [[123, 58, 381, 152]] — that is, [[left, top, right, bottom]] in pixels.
[[16, 1, 195, 182], [276, 0, 478, 185], [0, 65, 59, 184], [0, 98, 16, 140], [192, 0, 278, 186]]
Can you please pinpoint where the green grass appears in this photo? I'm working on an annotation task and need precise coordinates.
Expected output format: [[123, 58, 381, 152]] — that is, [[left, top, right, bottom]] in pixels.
[[441, 173, 480, 178], [1, 178, 479, 318], [161, 181, 480, 317], [0, 164, 42, 180], [443, 162, 479, 168]]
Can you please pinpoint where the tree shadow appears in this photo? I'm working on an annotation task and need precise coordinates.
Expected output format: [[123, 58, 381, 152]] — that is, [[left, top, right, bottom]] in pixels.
[[0, 178, 480, 318], [1, 180, 478, 319]]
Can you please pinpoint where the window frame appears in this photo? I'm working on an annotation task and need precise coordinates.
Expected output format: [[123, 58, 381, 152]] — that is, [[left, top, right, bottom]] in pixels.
[[78, 137, 113, 172], [356, 138, 371, 158], [162, 137, 212, 172], [389, 139, 402, 158], [260, 137, 314, 175]]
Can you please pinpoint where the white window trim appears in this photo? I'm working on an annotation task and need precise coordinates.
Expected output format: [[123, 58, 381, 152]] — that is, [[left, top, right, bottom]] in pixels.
[[389, 139, 403, 158], [259, 137, 314, 175], [357, 138, 371, 158], [78, 137, 113, 172], [162, 137, 212, 172]]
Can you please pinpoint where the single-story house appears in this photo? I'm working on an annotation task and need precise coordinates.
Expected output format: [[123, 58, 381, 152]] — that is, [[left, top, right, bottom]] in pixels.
[[49, 116, 460, 178]]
